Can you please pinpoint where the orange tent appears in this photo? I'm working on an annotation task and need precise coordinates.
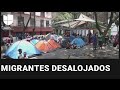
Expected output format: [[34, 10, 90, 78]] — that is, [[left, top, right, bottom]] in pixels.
[[47, 39, 61, 49], [35, 40, 55, 53]]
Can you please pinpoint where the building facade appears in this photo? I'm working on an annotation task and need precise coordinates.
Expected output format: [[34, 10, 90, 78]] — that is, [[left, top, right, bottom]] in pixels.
[[1, 12, 53, 37]]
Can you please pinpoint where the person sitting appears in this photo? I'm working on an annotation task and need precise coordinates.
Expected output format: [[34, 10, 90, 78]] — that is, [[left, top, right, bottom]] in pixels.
[[18, 49, 23, 59], [73, 44, 77, 49], [66, 42, 71, 49], [50, 33, 54, 40], [23, 52, 28, 59]]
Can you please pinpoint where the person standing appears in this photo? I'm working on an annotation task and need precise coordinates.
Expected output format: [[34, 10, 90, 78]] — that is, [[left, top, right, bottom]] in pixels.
[[92, 33, 97, 50], [88, 32, 92, 44], [98, 35, 103, 49]]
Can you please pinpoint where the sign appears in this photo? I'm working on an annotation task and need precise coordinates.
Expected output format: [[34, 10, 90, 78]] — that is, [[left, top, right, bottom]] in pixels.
[[3, 14, 13, 25]]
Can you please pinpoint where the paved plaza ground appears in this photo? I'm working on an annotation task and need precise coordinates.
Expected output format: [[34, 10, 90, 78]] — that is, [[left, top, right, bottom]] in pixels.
[[30, 44, 119, 59]]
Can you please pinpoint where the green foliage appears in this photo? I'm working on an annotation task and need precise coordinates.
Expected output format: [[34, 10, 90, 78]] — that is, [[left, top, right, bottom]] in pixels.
[[53, 12, 80, 22], [53, 12, 73, 22]]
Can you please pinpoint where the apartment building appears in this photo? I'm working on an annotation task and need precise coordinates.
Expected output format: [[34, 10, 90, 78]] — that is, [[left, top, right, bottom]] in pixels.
[[1, 12, 53, 37]]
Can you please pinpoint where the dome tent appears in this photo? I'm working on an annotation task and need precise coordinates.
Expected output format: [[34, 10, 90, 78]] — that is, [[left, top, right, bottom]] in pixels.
[[30, 39, 39, 45], [35, 40, 55, 53], [71, 37, 85, 47], [47, 39, 61, 49], [5, 40, 42, 59]]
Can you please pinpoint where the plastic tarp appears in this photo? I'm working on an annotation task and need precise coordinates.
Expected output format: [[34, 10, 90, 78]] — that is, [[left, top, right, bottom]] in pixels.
[[71, 37, 85, 47], [75, 13, 95, 22], [30, 39, 39, 45], [35, 40, 55, 53], [5, 40, 42, 59], [60, 21, 86, 28]]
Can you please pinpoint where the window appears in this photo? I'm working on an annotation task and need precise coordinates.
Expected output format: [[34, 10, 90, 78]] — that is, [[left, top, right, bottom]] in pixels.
[[40, 20, 44, 27], [35, 12, 40, 16], [46, 20, 49, 27], [45, 12, 52, 18], [18, 12, 24, 14], [41, 12, 45, 17], [30, 18, 35, 26], [18, 16, 24, 26], [24, 12, 30, 14], [29, 12, 34, 16]]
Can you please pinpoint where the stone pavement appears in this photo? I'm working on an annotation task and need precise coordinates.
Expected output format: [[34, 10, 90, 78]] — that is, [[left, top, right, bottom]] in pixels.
[[35, 44, 119, 59]]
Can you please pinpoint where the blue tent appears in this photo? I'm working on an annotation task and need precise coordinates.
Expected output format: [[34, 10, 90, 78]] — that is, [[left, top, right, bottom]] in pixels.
[[71, 37, 85, 47], [69, 35, 75, 42], [30, 39, 39, 45], [5, 40, 42, 59]]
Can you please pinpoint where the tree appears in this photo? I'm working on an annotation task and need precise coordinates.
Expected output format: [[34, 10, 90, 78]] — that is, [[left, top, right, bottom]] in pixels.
[[94, 12, 119, 36], [32, 12, 35, 37], [52, 12, 73, 34], [19, 12, 32, 39], [53, 12, 73, 22], [52, 12, 81, 34]]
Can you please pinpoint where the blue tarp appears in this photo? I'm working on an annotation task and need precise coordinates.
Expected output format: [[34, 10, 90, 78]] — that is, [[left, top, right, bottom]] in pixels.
[[30, 39, 39, 45], [71, 37, 85, 47], [5, 40, 42, 59]]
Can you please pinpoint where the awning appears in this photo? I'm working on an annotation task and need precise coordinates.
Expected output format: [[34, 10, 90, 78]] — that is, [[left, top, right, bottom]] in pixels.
[[2, 26, 13, 30], [60, 21, 86, 28], [75, 13, 95, 22], [12, 27, 53, 32], [54, 20, 73, 25]]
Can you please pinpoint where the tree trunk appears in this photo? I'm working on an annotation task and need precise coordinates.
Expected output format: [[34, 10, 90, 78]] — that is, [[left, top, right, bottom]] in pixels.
[[104, 12, 119, 36], [32, 12, 35, 37], [19, 12, 24, 38], [23, 12, 32, 39], [94, 12, 102, 35]]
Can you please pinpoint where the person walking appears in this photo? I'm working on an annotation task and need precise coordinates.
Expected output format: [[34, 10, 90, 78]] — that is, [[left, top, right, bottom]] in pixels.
[[98, 35, 103, 49]]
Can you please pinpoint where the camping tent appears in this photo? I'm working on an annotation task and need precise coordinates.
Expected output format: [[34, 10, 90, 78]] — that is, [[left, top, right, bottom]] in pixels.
[[71, 37, 85, 47], [45, 33, 63, 43], [45, 33, 59, 42], [35, 40, 55, 53], [69, 35, 75, 42], [47, 39, 61, 49], [30, 39, 39, 45], [5, 40, 42, 59], [45, 33, 51, 40]]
